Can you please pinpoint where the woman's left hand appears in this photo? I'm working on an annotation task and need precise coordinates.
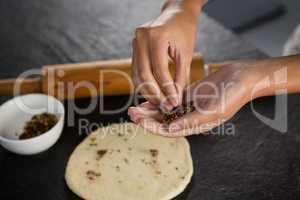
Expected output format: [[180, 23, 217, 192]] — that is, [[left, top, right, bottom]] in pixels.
[[128, 60, 263, 137]]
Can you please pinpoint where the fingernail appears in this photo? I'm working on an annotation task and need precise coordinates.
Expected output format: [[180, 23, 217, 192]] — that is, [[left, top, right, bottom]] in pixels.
[[168, 123, 183, 132], [130, 113, 139, 123], [130, 116, 137, 123], [128, 107, 135, 114], [169, 97, 178, 107], [161, 103, 173, 113]]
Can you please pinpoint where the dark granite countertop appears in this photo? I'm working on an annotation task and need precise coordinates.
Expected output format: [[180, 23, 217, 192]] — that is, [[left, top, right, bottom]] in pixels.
[[0, 1, 300, 200]]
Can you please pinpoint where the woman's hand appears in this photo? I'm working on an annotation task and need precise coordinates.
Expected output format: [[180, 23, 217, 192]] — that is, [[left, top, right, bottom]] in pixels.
[[132, 0, 203, 111], [129, 60, 263, 137]]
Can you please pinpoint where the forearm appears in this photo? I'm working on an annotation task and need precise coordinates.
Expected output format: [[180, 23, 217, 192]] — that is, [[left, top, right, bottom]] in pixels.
[[251, 54, 300, 98]]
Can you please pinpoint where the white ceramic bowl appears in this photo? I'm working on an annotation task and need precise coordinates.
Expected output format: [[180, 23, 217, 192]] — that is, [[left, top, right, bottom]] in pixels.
[[0, 94, 65, 155]]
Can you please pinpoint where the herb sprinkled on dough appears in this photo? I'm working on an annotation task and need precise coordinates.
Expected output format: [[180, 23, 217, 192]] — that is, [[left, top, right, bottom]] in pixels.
[[86, 170, 101, 177], [124, 158, 129, 164], [96, 150, 107, 160], [89, 143, 97, 147], [117, 133, 123, 137], [86, 170, 101, 181], [150, 149, 159, 157]]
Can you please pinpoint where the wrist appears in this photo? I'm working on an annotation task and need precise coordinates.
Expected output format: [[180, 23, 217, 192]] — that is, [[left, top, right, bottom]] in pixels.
[[225, 59, 275, 101], [246, 58, 287, 99]]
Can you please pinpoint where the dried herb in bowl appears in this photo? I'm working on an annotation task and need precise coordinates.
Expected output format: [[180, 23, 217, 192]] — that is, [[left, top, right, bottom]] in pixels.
[[19, 112, 58, 140], [162, 101, 195, 124]]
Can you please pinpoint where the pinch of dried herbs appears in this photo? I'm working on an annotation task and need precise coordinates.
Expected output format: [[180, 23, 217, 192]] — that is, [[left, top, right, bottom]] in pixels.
[[86, 170, 101, 181], [86, 170, 101, 177], [156, 170, 162, 175], [96, 149, 107, 160], [124, 158, 129, 164], [149, 149, 159, 157], [117, 133, 123, 137], [162, 101, 195, 124], [89, 143, 97, 147]]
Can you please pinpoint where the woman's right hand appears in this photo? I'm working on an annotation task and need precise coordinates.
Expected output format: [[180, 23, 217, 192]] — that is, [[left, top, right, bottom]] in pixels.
[[132, 0, 204, 111]]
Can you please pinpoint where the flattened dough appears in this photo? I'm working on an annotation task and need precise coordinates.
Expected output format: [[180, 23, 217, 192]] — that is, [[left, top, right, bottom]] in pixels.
[[65, 123, 193, 200]]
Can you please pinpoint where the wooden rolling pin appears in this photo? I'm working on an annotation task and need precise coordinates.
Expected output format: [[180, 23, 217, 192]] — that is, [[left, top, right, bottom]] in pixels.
[[0, 54, 220, 99]]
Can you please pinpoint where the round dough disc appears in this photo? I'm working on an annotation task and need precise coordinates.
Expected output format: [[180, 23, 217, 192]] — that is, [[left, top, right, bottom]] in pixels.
[[65, 123, 193, 200]]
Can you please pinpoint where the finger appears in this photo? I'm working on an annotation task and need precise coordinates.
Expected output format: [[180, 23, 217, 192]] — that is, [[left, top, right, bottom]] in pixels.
[[174, 53, 191, 105], [137, 108, 220, 138], [168, 110, 221, 133], [167, 119, 222, 137], [128, 107, 141, 123], [150, 41, 179, 108], [128, 106, 162, 122], [132, 38, 142, 87], [138, 117, 208, 138], [134, 38, 171, 109], [128, 101, 162, 122], [133, 37, 159, 105], [138, 101, 157, 110]]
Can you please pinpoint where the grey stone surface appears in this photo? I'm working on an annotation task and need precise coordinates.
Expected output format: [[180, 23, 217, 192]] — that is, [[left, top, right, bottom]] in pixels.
[[0, 1, 300, 200], [283, 24, 300, 56], [238, 0, 300, 56], [196, 14, 267, 62]]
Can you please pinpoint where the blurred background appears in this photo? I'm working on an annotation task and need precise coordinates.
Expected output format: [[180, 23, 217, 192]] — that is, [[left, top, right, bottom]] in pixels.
[[206, 0, 300, 56]]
